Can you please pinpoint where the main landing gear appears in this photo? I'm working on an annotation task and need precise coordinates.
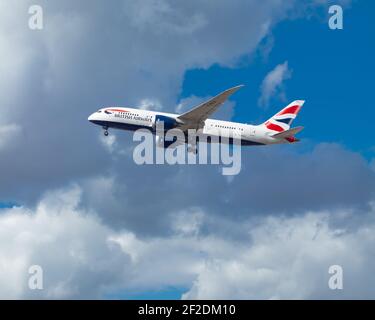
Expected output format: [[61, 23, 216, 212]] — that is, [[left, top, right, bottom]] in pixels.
[[103, 126, 109, 136]]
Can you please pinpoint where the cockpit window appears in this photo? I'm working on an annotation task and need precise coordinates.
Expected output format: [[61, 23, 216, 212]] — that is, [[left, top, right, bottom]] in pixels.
[[97, 110, 102, 113]]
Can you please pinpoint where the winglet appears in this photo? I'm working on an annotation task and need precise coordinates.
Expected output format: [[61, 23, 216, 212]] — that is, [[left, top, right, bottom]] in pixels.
[[215, 84, 244, 97], [231, 84, 245, 90]]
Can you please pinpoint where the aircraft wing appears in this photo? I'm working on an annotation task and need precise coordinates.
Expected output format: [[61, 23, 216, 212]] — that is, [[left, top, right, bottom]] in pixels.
[[177, 85, 244, 128]]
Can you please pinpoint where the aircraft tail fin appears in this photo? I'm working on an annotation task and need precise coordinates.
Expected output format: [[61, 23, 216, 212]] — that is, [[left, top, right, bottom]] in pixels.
[[262, 100, 305, 133]]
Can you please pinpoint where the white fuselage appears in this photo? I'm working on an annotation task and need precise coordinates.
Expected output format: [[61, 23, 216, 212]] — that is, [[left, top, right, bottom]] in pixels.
[[88, 107, 286, 146]]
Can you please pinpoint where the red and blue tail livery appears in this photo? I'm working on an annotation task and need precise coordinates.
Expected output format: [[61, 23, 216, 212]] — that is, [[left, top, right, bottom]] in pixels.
[[264, 100, 305, 133]]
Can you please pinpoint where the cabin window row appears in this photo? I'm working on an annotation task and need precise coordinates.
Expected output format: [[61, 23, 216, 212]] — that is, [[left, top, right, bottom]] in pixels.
[[213, 124, 244, 131]]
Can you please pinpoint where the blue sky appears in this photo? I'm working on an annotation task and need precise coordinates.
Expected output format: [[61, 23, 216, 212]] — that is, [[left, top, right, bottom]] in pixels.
[[1, 0, 375, 300], [0, 203, 15, 209], [182, 0, 374, 157], [0, 200, 16, 209]]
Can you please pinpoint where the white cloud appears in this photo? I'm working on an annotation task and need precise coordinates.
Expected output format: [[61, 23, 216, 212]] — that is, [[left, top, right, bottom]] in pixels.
[[138, 98, 163, 111], [0, 185, 202, 298], [127, 0, 207, 36], [1, 183, 375, 299], [99, 132, 117, 154], [0, 185, 128, 299], [171, 208, 205, 237], [258, 61, 292, 108], [183, 210, 375, 299]]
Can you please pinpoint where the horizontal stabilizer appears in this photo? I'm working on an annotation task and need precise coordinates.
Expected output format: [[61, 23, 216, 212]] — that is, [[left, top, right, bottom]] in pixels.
[[272, 126, 304, 139]]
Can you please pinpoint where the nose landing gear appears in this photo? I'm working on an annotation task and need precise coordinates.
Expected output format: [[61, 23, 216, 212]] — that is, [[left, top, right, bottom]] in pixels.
[[103, 126, 109, 136]]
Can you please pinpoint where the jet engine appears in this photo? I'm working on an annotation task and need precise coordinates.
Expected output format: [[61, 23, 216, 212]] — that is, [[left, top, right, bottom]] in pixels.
[[153, 115, 180, 131]]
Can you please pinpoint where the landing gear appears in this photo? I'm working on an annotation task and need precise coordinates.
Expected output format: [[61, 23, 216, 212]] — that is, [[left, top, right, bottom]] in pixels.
[[103, 126, 109, 136]]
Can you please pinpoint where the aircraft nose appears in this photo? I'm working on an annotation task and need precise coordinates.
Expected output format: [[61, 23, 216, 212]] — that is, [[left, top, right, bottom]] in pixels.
[[88, 113, 95, 122]]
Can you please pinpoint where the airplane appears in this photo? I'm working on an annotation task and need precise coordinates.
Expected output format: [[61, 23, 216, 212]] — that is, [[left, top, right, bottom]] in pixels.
[[88, 85, 304, 153]]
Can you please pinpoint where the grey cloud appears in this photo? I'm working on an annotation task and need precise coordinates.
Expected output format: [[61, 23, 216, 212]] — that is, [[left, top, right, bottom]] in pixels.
[[0, 1, 368, 238], [0, 0, 301, 203], [80, 142, 375, 237], [0, 0, 354, 216]]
